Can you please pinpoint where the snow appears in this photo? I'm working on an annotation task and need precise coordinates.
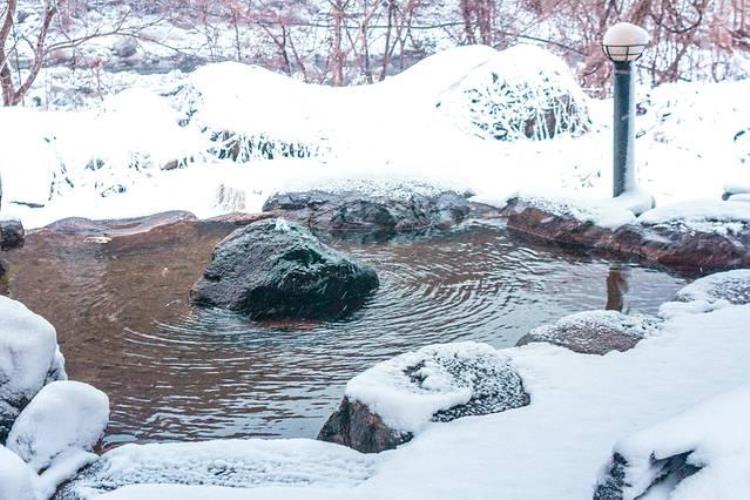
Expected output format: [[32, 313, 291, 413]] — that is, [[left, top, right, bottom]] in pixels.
[[6, 380, 109, 473], [0, 296, 66, 437], [603, 386, 750, 500], [0, 445, 41, 500], [510, 194, 637, 229], [1, 46, 748, 230], [345, 341, 527, 434], [637, 201, 750, 234], [659, 269, 750, 318], [526, 309, 659, 341], [59, 438, 375, 497]]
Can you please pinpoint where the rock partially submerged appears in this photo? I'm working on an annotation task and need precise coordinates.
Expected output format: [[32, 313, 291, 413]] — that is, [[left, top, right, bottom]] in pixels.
[[190, 218, 379, 320], [0, 296, 67, 443], [53, 438, 374, 499], [516, 310, 660, 355], [319, 342, 529, 453], [262, 189, 472, 236], [39, 211, 197, 239]]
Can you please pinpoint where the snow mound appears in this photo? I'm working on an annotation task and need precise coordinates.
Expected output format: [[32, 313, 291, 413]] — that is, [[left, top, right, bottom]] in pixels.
[[513, 195, 636, 229], [0, 296, 67, 442], [7, 380, 108, 473], [55, 438, 375, 498], [436, 45, 590, 141], [0, 445, 40, 500], [637, 201, 750, 235], [660, 269, 750, 318], [346, 341, 528, 433], [517, 310, 660, 355], [595, 386, 750, 500]]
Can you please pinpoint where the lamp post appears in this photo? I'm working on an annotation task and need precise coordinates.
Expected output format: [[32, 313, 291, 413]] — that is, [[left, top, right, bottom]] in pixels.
[[602, 22, 649, 199]]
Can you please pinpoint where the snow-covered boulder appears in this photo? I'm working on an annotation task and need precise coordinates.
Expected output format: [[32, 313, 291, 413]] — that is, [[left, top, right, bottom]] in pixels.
[[263, 189, 471, 237], [7, 381, 108, 473], [0, 296, 66, 443], [0, 445, 40, 500], [190, 218, 379, 320], [52, 438, 374, 499], [660, 269, 750, 318], [437, 45, 590, 141], [516, 310, 660, 355], [594, 386, 750, 499], [318, 342, 529, 453]]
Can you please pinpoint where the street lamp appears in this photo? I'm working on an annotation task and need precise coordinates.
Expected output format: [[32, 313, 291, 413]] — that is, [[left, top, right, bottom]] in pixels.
[[602, 22, 649, 199]]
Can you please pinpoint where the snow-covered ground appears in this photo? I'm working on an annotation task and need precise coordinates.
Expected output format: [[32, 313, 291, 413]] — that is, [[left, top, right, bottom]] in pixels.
[[0, 44, 748, 229]]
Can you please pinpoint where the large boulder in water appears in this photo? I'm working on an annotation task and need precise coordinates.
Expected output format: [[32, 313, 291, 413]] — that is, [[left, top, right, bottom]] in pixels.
[[262, 189, 471, 236], [318, 342, 529, 453], [190, 218, 379, 320], [0, 296, 67, 443]]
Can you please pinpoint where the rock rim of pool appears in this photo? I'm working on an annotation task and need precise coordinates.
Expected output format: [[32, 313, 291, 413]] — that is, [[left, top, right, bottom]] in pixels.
[[503, 196, 750, 270], [190, 218, 380, 320], [262, 189, 476, 236]]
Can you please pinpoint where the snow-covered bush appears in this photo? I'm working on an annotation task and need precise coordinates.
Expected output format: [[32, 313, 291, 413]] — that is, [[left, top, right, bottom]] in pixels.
[[0, 296, 66, 442], [436, 45, 591, 141], [7, 380, 109, 473]]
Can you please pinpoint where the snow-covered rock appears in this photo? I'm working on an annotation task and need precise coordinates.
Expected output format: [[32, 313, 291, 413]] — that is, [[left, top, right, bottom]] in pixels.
[[660, 269, 750, 318], [7, 381, 108, 473], [53, 438, 375, 499], [516, 310, 660, 355], [319, 342, 529, 453], [262, 189, 471, 236], [0, 296, 67, 442], [637, 200, 750, 235], [0, 445, 41, 500], [595, 386, 750, 500]]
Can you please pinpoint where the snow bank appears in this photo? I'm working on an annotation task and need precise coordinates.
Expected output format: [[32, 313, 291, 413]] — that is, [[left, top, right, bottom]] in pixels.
[[0, 445, 40, 500], [7, 380, 108, 472], [346, 342, 528, 433], [638, 200, 750, 235], [0, 296, 66, 440], [596, 386, 750, 499], [56, 438, 375, 497]]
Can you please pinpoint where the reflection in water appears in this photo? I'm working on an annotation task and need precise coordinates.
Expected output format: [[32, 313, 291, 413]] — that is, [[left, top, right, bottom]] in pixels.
[[2, 220, 687, 446], [606, 265, 630, 312]]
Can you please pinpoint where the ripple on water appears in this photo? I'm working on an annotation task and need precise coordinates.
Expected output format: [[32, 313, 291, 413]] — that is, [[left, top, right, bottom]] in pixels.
[[3, 220, 687, 446]]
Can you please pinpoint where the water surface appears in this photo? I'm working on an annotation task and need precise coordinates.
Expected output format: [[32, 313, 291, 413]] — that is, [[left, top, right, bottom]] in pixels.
[[1, 219, 687, 447]]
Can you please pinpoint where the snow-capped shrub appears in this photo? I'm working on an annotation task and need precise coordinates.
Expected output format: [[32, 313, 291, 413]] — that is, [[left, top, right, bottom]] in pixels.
[[208, 131, 316, 162], [437, 45, 590, 141]]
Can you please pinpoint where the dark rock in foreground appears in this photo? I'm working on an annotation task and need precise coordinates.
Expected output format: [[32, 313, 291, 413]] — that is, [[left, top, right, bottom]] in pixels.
[[319, 342, 529, 453], [594, 451, 699, 500], [516, 310, 659, 355], [190, 218, 379, 320], [262, 189, 472, 236], [0, 220, 25, 251], [318, 397, 412, 454]]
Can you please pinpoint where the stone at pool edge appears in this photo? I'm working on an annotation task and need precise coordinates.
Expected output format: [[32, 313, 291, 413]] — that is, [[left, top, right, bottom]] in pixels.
[[262, 189, 473, 234], [516, 310, 659, 355], [190, 218, 379, 320], [318, 342, 530, 454], [502, 197, 750, 270]]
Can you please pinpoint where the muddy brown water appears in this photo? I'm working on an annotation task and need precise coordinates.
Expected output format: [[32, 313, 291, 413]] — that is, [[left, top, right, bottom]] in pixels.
[[0, 218, 687, 447]]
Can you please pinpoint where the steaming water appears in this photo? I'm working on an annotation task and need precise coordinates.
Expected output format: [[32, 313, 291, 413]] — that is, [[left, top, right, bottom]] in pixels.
[[1, 219, 686, 447]]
